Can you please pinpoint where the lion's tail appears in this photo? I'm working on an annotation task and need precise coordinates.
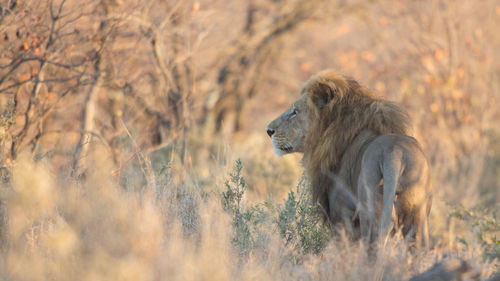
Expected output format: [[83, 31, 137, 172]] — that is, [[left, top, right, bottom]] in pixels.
[[380, 150, 401, 240]]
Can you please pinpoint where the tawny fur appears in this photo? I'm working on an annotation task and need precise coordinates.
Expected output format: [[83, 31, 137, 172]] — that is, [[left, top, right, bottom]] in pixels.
[[302, 70, 411, 218], [267, 69, 432, 246]]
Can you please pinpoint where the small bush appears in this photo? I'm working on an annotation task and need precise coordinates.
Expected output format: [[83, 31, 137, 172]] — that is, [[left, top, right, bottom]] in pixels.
[[221, 159, 271, 261], [221, 159, 331, 263], [450, 203, 500, 261], [276, 176, 331, 255]]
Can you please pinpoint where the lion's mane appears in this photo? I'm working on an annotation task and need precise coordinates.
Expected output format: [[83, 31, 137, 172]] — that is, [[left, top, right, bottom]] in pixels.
[[302, 70, 412, 219]]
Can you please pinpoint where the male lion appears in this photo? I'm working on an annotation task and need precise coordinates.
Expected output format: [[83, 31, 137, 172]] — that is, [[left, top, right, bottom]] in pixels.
[[266, 70, 432, 246]]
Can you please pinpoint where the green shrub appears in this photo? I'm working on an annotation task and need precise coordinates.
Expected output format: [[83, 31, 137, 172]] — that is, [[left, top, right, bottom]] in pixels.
[[221, 159, 272, 260], [276, 175, 331, 255], [449, 203, 500, 261], [221, 159, 331, 262]]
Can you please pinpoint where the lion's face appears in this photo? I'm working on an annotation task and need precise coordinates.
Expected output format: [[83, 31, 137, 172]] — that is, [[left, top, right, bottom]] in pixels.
[[266, 94, 308, 157]]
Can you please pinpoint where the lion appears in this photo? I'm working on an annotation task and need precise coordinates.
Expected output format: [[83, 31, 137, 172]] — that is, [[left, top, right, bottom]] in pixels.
[[266, 70, 432, 246]]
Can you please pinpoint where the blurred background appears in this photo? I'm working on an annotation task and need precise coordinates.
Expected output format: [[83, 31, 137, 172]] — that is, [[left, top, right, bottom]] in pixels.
[[0, 0, 499, 279]]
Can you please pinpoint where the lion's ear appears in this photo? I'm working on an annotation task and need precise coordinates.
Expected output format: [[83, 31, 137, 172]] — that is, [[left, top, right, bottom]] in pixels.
[[308, 81, 337, 113]]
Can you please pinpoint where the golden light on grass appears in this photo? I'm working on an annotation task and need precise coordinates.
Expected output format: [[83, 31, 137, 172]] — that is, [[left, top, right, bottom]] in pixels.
[[9, 153, 56, 238], [0, 0, 498, 280]]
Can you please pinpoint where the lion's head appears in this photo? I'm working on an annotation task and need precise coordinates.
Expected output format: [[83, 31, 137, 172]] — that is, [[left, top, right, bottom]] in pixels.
[[266, 94, 308, 157], [267, 69, 411, 216]]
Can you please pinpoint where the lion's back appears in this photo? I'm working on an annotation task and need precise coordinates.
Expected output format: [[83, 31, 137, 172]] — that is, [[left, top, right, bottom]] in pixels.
[[336, 132, 431, 206], [363, 134, 430, 191], [359, 134, 432, 224]]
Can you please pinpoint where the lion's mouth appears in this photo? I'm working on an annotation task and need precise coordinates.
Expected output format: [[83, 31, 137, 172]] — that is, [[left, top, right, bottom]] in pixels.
[[271, 138, 293, 157]]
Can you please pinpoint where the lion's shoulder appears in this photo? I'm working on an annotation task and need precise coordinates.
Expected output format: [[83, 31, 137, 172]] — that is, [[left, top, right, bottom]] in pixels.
[[337, 130, 380, 190]]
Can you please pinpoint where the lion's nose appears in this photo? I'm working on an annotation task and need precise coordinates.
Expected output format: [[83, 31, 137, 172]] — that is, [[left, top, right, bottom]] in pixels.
[[267, 129, 275, 137]]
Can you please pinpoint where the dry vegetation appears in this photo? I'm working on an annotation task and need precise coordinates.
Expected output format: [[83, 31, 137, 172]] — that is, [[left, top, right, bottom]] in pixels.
[[0, 0, 499, 280]]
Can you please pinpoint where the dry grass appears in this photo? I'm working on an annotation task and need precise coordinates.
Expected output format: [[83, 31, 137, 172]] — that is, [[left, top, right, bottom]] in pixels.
[[0, 148, 498, 281]]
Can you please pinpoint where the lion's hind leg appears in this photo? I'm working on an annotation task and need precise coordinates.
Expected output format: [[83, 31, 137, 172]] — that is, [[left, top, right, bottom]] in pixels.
[[416, 196, 432, 248]]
